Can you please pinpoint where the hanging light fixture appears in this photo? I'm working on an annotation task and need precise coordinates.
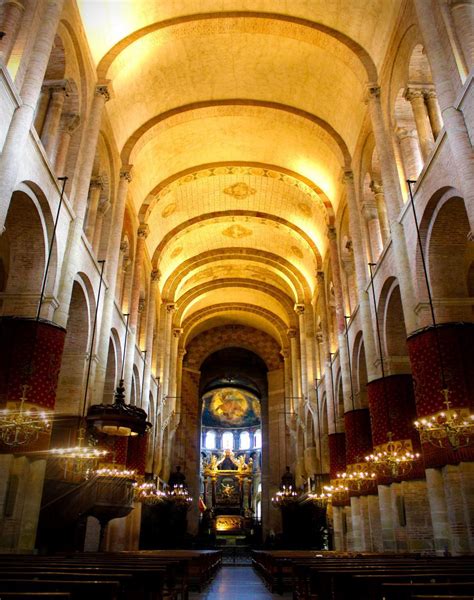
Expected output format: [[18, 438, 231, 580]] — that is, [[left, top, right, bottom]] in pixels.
[[364, 262, 420, 478], [271, 485, 299, 508], [0, 177, 69, 447], [134, 479, 166, 504], [407, 180, 474, 451], [166, 483, 193, 508], [87, 313, 150, 437], [49, 259, 110, 480]]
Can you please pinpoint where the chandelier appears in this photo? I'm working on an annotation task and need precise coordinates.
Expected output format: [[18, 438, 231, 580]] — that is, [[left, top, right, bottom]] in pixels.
[[94, 467, 137, 479], [0, 385, 51, 447], [365, 432, 420, 478], [166, 484, 193, 507], [336, 463, 377, 492], [324, 482, 349, 502], [134, 481, 166, 504], [49, 427, 109, 481], [271, 485, 300, 508], [308, 490, 332, 506], [414, 389, 474, 451]]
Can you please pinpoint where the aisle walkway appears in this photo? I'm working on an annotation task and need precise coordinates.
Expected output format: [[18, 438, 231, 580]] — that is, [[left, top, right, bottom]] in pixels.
[[190, 566, 290, 599]]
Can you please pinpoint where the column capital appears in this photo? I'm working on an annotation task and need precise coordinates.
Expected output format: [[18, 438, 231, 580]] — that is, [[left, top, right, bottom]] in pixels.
[[95, 84, 111, 102], [342, 170, 354, 184], [369, 180, 383, 195], [424, 88, 438, 100], [404, 87, 424, 102], [138, 298, 146, 313], [89, 175, 104, 191], [178, 348, 187, 359], [294, 303, 305, 315], [281, 348, 290, 359], [166, 302, 176, 314], [287, 328, 298, 338], [42, 78, 71, 96], [120, 239, 129, 254], [316, 270, 325, 284], [173, 327, 183, 338], [137, 223, 150, 239], [151, 269, 161, 283], [327, 225, 337, 241], [366, 83, 381, 99], [120, 164, 133, 182]]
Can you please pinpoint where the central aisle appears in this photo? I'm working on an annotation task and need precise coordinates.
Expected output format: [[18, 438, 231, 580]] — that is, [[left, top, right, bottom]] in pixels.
[[190, 566, 290, 599]]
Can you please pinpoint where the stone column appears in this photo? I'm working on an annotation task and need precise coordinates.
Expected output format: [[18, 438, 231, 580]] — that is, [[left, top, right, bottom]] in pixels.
[[41, 80, 70, 158], [287, 328, 300, 411], [0, 0, 65, 233], [161, 303, 176, 407], [449, 0, 474, 72], [327, 226, 353, 415], [404, 87, 435, 161], [424, 89, 443, 140], [342, 172, 379, 381], [366, 86, 418, 333], [282, 348, 292, 409], [425, 467, 452, 554], [124, 223, 149, 400], [92, 166, 133, 404], [361, 201, 383, 261], [84, 175, 104, 242], [54, 84, 110, 329], [414, 0, 474, 236], [168, 328, 183, 412], [369, 181, 390, 244], [395, 127, 424, 180], [54, 113, 80, 175], [341, 251, 357, 315], [294, 304, 308, 402], [92, 198, 110, 255], [0, 0, 25, 65]]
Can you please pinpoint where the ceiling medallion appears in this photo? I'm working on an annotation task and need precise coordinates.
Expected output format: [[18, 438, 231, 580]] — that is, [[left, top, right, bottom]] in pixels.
[[291, 246, 304, 258], [171, 246, 183, 258], [223, 182, 256, 199], [222, 224, 253, 239], [161, 202, 177, 218]]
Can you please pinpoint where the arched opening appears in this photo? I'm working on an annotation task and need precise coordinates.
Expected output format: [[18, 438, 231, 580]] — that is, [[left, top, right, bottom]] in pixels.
[[426, 195, 474, 322], [0, 190, 50, 317], [55, 278, 91, 419], [198, 347, 266, 543]]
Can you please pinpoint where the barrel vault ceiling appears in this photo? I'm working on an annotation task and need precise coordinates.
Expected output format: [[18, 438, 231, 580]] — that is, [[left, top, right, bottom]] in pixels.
[[78, 0, 403, 348]]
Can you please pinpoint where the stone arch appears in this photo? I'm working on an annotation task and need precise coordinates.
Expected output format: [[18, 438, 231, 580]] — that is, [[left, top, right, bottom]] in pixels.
[[184, 325, 282, 372], [419, 187, 473, 323], [0, 184, 56, 318], [55, 276, 92, 416], [378, 277, 410, 374], [352, 331, 368, 408]]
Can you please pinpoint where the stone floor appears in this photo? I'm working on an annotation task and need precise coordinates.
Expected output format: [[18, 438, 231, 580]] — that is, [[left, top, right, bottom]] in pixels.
[[189, 566, 291, 599]]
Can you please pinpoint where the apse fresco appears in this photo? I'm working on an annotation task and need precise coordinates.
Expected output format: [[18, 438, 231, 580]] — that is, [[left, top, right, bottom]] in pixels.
[[202, 387, 261, 428]]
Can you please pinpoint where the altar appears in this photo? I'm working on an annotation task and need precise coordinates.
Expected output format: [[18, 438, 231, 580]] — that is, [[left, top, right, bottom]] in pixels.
[[201, 449, 258, 537]]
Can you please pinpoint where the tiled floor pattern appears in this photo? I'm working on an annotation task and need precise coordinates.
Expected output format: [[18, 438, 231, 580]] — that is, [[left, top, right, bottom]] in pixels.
[[189, 566, 291, 599]]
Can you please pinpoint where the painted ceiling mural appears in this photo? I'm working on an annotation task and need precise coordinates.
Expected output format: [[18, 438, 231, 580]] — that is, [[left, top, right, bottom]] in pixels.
[[201, 387, 261, 429]]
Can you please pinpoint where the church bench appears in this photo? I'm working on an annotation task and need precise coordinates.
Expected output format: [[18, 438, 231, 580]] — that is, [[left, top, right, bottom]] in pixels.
[[382, 582, 474, 600], [0, 595, 71, 599], [0, 580, 120, 600], [353, 573, 474, 600], [291, 560, 474, 600], [412, 596, 474, 599]]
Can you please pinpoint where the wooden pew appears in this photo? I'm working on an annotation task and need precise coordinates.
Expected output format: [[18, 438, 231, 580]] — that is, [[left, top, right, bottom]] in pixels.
[[0, 580, 120, 600], [0, 595, 71, 599], [382, 582, 474, 600]]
